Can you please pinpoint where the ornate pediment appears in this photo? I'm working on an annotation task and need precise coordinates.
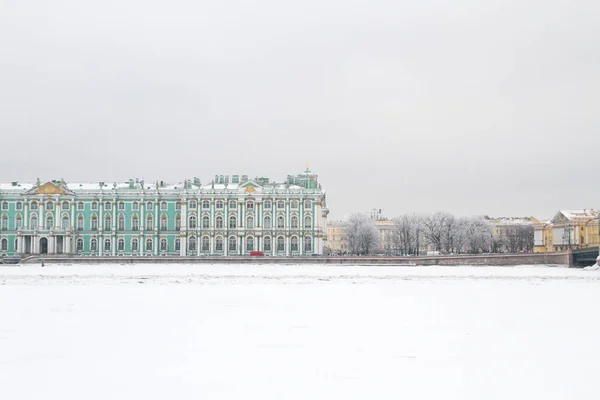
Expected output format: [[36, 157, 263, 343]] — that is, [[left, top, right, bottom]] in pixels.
[[25, 181, 73, 196], [239, 181, 262, 193]]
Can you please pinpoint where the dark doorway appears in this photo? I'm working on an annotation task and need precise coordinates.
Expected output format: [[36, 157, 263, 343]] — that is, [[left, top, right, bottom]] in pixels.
[[40, 237, 48, 254]]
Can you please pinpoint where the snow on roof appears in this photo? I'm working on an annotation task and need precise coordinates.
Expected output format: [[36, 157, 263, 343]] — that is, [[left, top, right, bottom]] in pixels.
[[559, 209, 598, 221]]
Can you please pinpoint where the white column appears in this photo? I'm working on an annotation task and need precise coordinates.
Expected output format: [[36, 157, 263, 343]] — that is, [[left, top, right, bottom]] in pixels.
[[49, 236, 55, 254], [66, 236, 71, 254], [180, 236, 186, 256], [299, 234, 303, 255], [112, 236, 116, 256], [286, 236, 290, 256]]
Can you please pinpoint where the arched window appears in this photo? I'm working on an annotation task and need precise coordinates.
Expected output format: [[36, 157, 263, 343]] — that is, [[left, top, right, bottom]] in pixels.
[[146, 215, 153, 230], [90, 238, 98, 252], [188, 236, 196, 251], [277, 201, 285, 209], [246, 201, 254, 210], [132, 201, 139, 210], [216, 200, 223, 209], [132, 215, 139, 231], [146, 201, 153, 210], [175, 202, 181, 210], [175, 238, 181, 251], [246, 236, 254, 251], [160, 238, 168, 251], [291, 216, 298, 229], [216, 216, 223, 229], [202, 216, 210, 229], [118, 201, 125, 210], [104, 215, 111, 230], [264, 236, 271, 252], [229, 216, 237, 229], [264, 200, 272, 209], [215, 236, 223, 251], [91, 201, 98, 210], [104, 238, 111, 251], [77, 215, 84, 230], [304, 236, 312, 252], [247, 216, 254, 229], [229, 200, 237, 209], [77, 201, 84, 210], [202, 236, 210, 252], [304, 216, 312, 228], [31, 201, 38, 210], [118, 215, 125, 231], [277, 216, 284, 229], [175, 214, 181, 230], [45, 215, 54, 229], [31, 215, 38, 229], [46, 201, 54, 210], [104, 201, 111, 210], [15, 215, 22, 229], [0, 215, 8, 231], [277, 236, 285, 252], [146, 238, 153, 251], [1, 238, 7, 251], [16, 201, 23, 210], [160, 215, 167, 230], [228, 236, 237, 251], [62, 201, 69, 210], [202, 200, 210, 209], [118, 238, 125, 251], [291, 200, 298, 209], [188, 215, 197, 229], [161, 201, 168, 210], [291, 236, 298, 252], [132, 238, 139, 252], [189, 200, 197, 209], [76, 238, 83, 251], [91, 215, 98, 231], [304, 200, 311, 209], [61, 215, 69, 230], [264, 216, 272, 229]]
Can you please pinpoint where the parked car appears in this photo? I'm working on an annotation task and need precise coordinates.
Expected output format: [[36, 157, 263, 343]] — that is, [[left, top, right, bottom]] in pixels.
[[249, 250, 264, 256]]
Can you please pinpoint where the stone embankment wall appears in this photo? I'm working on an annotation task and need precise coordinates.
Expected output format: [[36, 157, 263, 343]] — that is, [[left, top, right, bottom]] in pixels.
[[16, 252, 572, 266]]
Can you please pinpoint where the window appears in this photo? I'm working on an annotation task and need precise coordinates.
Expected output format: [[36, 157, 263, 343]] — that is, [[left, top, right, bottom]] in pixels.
[[175, 202, 181, 210], [264, 236, 271, 252], [246, 236, 254, 251], [189, 236, 196, 251], [1, 238, 6, 251], [91, 202, 98, 210], [46, 201, 54, 210], [45, 215, 54, 229], [132, 202, 139, 211], [304, 216, 312, 228], [132, 238, 139, 252], [216, 200, 223, 209], [228, 236, 237, 251], [15, 215, 22, 229], [175, 214, 181, 231], [189, 215, 197, 229], [161, 201, 168, 210], [31, 201, 38, 211], [291, 216, 298, 229], [246, 201, 254, 210], [264, 216, 272, 229], [304, 236, 312, 252], [229, 200, 237, 209], [291, 236, 298, 252], [118, 215, 125, 231], [91, 216, 98, 231], [146, 201, 153, 210], [104, 201, 111, 210], [1, 201, 8, 210], [146, 238, 153, 251], [77, 201, 84, 210], [247, 216, 254, 229], [215, 236, 223, 251], [189, 200, 197, 209], [304, 200, 311, 209], [160, 238, 168, 251], [31, 215, 38, 229], [216, 216, 223, 229], [202, 236, 209, 252], [146, 215, 153, 230], [62, 201, 69, 210], [132, 215, 139, 231], [202, 216, 210, 229], [277, 236, 285, 252], [76, 215, 84, 230], [277, 216, 284, 229], [175, 238, 181, 251], [278, 201, 285, 209], [118, 201, 125, 210], [104, 215, 112, 230], [202, 200, 210, 209], [264, 200, 272, 209], [90, 238, 98, 252], [77, 238, 83, 251], [291, 200, 298, 209], [61, 215, 69, 230], [16, 201, 22, 210], [229, 216, 237, 229], [104, 238, 111, 251], [160, 215, 167, 230], [1, 215, 7, 231], [118, 238, 124, 251]]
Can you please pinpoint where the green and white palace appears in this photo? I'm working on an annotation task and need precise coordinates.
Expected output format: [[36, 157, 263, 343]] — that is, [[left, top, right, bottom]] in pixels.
[[0, 169, 328, 258]]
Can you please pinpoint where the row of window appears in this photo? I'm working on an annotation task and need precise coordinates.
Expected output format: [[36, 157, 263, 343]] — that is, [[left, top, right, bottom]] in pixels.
[[1, 214, 314, 231], [1, 199, 314, 211], [73, 235, 313, 253]]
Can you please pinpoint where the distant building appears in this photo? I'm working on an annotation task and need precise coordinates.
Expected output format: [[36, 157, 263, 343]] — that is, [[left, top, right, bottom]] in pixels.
[[486, 216, 536, 252], [326, 210, 399, 255], [533, 209, 599, 252], [0, 168, 329, 257]]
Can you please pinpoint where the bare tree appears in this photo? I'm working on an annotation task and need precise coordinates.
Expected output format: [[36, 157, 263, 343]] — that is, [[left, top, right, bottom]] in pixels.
[[423, 212, 452, 252], [463, 217, 493, 253], [344, 213, 380, 255]]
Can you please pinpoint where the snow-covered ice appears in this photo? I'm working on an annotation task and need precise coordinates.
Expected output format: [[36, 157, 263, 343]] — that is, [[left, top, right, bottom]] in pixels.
[[1, 264, 599, 399]]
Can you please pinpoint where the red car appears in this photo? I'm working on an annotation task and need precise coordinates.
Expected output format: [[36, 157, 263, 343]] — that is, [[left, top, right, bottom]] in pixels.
[[249, 251, 264, 256]]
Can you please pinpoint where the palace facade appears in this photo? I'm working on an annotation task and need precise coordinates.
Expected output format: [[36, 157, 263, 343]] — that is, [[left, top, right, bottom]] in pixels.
[[0, 169, 328, 257]]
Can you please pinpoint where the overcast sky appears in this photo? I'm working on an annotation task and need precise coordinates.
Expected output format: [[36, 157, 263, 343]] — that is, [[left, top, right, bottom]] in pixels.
[[1, 0, 598, 220]]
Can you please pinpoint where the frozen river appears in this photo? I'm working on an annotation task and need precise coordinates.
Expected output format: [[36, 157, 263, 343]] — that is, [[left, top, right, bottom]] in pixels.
[[1, 264, 599, 399]]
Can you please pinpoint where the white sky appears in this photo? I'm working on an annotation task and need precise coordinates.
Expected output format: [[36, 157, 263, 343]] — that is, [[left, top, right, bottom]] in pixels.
[[1, 0, 598, 220]]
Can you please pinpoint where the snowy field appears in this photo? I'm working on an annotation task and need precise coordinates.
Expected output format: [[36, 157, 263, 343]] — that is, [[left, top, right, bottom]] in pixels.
[[1, 264, 600, 399]]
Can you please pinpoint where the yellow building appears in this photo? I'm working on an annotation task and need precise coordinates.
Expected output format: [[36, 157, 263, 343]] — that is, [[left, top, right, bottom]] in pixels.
[[326, 221, 348, 254], [534, 210, 598, 252]]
